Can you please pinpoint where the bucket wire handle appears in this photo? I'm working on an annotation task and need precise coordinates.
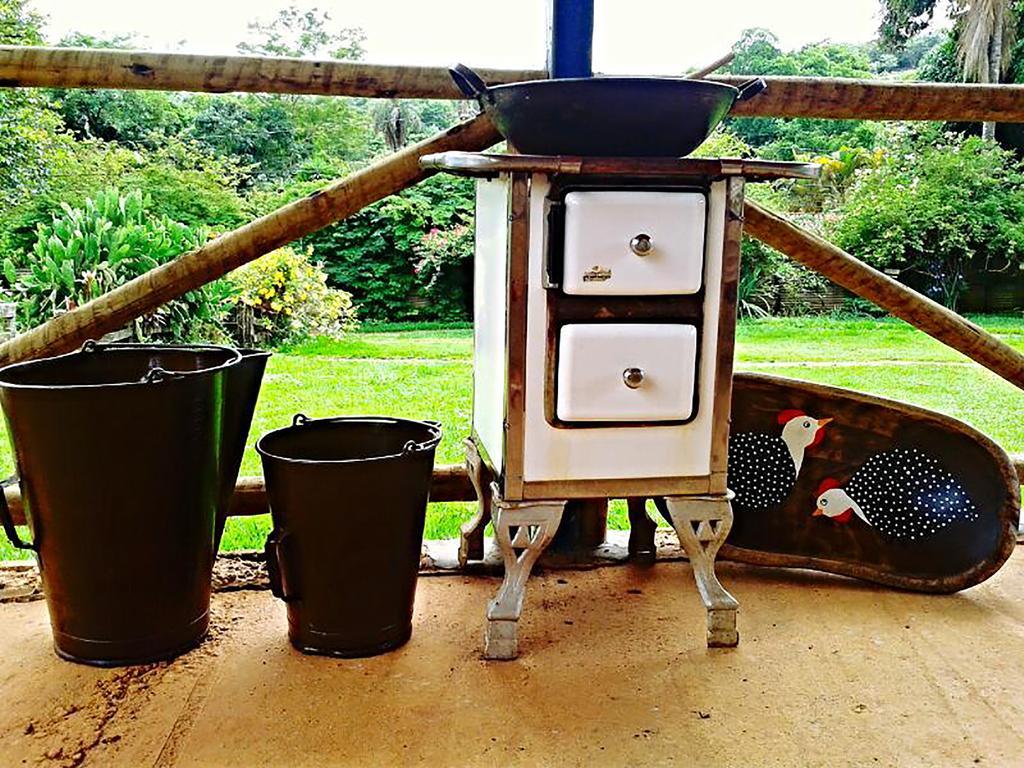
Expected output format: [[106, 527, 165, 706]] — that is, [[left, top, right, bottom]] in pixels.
[[292, 413, 311, 427], [0, 474, 35, 552], [142, 366, 171, 384], [402, 420, 443, 454], [80, 339, 100, 353]]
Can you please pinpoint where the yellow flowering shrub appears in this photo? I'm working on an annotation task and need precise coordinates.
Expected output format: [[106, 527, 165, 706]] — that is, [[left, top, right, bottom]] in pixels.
[[227, 246, 357, 345]]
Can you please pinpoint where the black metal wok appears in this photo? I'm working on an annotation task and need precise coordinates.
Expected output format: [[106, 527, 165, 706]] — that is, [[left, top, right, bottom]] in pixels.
[[450, 63, 766, 158]]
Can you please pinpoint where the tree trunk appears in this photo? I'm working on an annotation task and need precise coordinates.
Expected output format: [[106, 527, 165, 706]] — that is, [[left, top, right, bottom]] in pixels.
[[983, 8, 1005, 140]]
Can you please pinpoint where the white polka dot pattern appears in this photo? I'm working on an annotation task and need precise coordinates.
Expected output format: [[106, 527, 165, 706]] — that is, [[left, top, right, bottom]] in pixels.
[[728, 432, 798, 510], [846, 447, 979, 541]]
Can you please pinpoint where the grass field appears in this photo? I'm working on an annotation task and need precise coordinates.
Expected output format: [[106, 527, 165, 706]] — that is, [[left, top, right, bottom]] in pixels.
[[2, 315, 1023, 560]]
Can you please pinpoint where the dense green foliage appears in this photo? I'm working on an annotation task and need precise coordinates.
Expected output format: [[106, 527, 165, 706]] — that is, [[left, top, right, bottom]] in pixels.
[[833, 131, 1024, 309], [2, 1, 1024, 327], [300, 175, 475, 322], [724, 29, 881, 159], [3, 189, 228, 340], [227, 246, 358, 346]]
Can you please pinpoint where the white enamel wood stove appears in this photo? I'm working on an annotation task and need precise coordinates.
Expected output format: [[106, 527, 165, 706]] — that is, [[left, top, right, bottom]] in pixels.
[[422, 152, 819, 659]]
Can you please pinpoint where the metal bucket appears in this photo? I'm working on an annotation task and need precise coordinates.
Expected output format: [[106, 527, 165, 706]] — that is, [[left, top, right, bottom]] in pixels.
[[0, 341, 260, 666], [258, 415, 442, 657], [215, 348, 271, 551]]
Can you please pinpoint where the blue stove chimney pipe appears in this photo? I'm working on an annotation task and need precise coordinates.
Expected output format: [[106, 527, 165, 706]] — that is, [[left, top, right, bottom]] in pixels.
[[548, 0, 594, 79]]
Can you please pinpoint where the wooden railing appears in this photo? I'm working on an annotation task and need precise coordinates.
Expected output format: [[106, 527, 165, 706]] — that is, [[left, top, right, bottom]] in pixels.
[[6, 47, 1024, 122], [0, 45, 1021, 524]]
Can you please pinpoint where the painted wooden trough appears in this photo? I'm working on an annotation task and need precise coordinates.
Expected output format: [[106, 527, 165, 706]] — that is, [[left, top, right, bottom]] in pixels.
[[717, 372, 1020, 593]]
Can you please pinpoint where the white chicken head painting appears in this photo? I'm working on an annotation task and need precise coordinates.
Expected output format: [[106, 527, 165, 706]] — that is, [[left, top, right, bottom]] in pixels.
[[728, 408, 832, 512], [812, 447, 981, 541]]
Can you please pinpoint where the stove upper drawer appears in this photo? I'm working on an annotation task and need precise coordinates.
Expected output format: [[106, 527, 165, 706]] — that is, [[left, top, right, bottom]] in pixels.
[[561, 190, 706, 296], [556, 323, 698, 423]]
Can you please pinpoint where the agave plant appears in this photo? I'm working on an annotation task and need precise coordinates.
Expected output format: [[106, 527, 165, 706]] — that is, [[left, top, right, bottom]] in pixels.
[[3, 188, 227, 339]]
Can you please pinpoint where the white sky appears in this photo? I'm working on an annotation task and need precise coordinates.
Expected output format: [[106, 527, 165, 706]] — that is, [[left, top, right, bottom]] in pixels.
[[28, 1, 943, 74]]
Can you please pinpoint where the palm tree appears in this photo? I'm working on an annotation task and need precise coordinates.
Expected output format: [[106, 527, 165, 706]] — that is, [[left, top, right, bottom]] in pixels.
[[956, 0, 1016, 139], [370, 99, 423, 153], [881, 0, 1018, 140]]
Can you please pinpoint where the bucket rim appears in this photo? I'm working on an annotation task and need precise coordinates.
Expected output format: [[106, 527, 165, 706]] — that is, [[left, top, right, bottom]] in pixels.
[[256, 415, 443, 466], [0, 341, 243, 391]]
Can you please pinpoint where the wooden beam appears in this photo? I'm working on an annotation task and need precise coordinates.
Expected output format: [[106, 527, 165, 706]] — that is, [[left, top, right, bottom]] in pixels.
[[0, 114, 501, 365], [0, 46, 544, 98], [4, 47, 1024, 123], [4, 447, 1021, 526], [720, 75, 1024, 123], [744, 201, 1024, 392], [4, 467, 475, 526], [5, 456, 1020, 528]]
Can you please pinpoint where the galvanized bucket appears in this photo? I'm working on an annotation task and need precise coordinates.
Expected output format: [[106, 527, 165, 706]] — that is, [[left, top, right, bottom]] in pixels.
[[0, 341, 265, 666], [258, 415, 442, 658]]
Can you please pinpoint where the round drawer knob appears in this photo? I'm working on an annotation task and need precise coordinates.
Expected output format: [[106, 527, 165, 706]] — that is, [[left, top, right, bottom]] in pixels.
[[629, 233, 653, 257], [622, 367, 646, 389]]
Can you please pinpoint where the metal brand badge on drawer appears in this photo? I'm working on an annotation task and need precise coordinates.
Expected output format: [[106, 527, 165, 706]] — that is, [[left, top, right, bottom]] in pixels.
[[582, 266, 612, 283]]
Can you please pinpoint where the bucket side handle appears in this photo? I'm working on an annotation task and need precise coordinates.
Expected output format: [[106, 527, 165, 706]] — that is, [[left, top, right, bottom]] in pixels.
[[264, 529, 298, 602], [0, 475, 35, 552]]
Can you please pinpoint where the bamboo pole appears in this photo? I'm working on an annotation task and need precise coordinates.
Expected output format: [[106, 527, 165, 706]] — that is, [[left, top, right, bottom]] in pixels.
[[744, 202, 1024, 392], [5, 46, 1024, 123], [5, 456, 1023, 527], [3, 467, 476, 526], [0, 114, 501, 365], [0, 46, 544, 98], [719, 75, 1024, 122]]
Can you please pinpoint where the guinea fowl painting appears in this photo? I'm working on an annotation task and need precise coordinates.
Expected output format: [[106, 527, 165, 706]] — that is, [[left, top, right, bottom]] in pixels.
[[812, 448, 980, 540], [724, 373, 1019, 593], [728, 409, 831, 512]]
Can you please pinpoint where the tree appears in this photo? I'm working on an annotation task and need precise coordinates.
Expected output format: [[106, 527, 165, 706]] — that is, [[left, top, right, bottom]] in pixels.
[[0, 0, 40, 45], [881, 0, 1020, 138], [833, 130, 1024, 310], [52, 33, 189, 149], [237, 5, 365, 60], [230, 6, 371, 181], [370, 99, 423, 152], [725, 29, 878, 158], [187, 97, 303, 186], [0, 0, 70, 208]]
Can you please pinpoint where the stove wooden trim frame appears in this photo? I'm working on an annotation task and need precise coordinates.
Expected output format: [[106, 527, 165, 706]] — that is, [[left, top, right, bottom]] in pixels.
[[421, 152, 822, 182], [709, 177, 745, 495], [501, 173, 532, 501]]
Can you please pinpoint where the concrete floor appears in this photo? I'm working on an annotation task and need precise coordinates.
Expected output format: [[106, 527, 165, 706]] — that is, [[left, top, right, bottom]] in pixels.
[[2, 552, 1023, 768]]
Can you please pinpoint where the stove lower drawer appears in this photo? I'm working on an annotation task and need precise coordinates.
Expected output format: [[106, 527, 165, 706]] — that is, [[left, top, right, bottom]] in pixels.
[[555, 323, 698, 423]]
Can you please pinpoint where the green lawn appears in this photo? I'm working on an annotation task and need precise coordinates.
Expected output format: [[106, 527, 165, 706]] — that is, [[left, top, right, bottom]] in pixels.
[[2, 315, 1023, 560]]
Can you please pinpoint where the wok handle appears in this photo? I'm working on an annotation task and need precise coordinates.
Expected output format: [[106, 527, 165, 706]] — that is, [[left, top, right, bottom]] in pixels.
[[0, 475, 35, 552], [264, 529, 298, 602], [449, 63, 492, 103], [736, 78, 768, 102]]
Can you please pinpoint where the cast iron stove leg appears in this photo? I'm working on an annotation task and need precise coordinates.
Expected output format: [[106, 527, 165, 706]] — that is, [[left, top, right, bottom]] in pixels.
[[662, 494, 739, 648], [460, 438, 494, 567], [484, 485, 565, 660]]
